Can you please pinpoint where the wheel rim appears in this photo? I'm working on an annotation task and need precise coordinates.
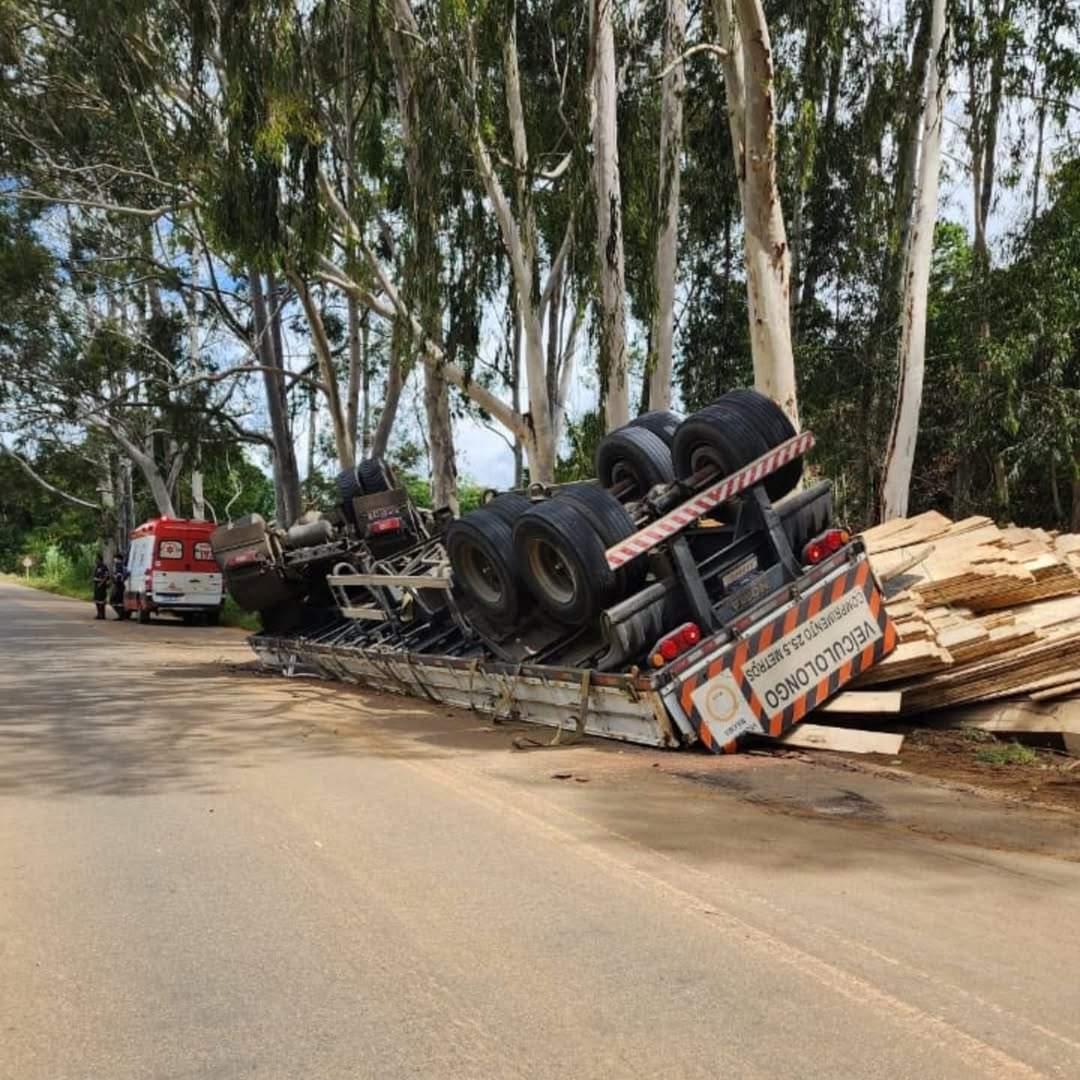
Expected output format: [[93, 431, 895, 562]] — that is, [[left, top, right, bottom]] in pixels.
[[689, 443, 726, 475], [610, 460, 643, 495], [527, 538, 576, 607], [458, 544, 503, 606]]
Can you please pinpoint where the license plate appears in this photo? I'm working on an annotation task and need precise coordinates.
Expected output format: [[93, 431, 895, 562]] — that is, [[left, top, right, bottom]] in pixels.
[[665, 558, 896, 752]]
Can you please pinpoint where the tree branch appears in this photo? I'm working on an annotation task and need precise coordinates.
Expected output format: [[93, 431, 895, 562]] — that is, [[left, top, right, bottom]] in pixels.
[[0, 445, 102, 510]]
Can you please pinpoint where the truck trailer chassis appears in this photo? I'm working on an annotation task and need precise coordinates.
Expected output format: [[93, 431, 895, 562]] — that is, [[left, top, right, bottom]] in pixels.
[[231, 420, 896, 753]]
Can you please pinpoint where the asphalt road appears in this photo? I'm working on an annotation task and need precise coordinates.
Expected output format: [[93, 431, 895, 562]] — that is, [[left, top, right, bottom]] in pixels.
[[3, 579, 1080, 1080]]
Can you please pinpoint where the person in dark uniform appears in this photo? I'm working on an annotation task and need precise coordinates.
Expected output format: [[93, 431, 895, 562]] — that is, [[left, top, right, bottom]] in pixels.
[[110, 553, 128, 619], [92, 555, 110, 620]]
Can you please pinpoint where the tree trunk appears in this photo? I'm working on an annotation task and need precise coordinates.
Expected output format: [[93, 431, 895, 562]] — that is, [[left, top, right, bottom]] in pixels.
[[361, 315, 372, 455], [371, 343, 406, 459], [880, 0, 948, 520], [307, 388, 317, 490], [888, 6, 932, 323], [250, 268, 301, 526], [648, 0, 686, 412], [346, 296, 363, 448], [715, 0, 799, 426], [102, 423, 178, 518], [1031, 101, 1046, 226], [187, 282, 205, 521], [1072, 470, 1080, 534], [386, 0, 458, 508], [120, 458, 134, 552], [191, 453, 205, 521], [425, 367, 459, 512], [97, 456, 117, 562], [291, 273, 355, 470], [1049, 455, 1063, 523], [592, 0, 630, 431], [733, 0, 799, 427], [514, 302, 525, 487]]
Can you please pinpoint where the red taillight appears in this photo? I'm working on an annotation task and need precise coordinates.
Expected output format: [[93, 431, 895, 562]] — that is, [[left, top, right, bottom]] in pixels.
[[823, 528, 850, 553], [370, 517, 402, 536], [650, 622, 702, 668], [802, 528, 850, 565]]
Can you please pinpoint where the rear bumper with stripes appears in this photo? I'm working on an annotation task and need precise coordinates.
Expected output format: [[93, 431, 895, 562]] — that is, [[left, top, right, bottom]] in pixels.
[[661, 551, 896, 753]]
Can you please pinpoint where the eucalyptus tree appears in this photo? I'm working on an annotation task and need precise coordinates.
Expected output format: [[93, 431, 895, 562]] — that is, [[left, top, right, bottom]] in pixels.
[[0, 0, 311, 523], [590, 0, 630, 429], [880, 0, 949, 520], [646, 0, 687, 412], [711, 0, 800, 426]]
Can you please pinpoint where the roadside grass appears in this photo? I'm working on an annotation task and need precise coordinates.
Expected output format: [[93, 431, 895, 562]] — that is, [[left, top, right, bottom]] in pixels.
[[3, 570, 258, 632], [975, 741, 1040, 767], [221, 596, 259, 631]]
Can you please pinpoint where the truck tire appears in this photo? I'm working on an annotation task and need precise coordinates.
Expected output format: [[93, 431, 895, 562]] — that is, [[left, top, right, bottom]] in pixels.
[[672, 390, 802, 499], [336, 465, 364, 504], [137, 602, 151, 624], [446, 508, 524, 627], [483, 492, 532, 528], [628, 410, 681, 447], [595, 426, 674, 499], [672, 400, 767, 480], [513, 499, 618, 625], [721, 388, 803, 498], [555, 484, 646, 597], [206, 609, 221, 627], [337, 456, 395, 505], [357, 456, 393, 495]]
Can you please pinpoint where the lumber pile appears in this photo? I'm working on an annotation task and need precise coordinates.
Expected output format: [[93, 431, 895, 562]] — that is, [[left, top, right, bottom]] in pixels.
[[782, 512, 1080, 754]]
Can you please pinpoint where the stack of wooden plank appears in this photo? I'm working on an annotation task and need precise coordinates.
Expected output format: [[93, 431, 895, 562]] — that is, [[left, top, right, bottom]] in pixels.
[[777, 511, 1080, 754]]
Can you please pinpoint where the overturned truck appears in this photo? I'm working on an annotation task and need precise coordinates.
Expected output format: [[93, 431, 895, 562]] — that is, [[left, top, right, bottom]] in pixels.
[[212, 390, 897, 752]]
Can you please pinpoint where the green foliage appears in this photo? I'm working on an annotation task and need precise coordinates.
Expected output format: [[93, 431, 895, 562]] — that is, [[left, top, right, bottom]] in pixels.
[[975, 741, 1040, 767], [400, 473, 486, 511], [19, 541, 98, 602], [556, 409, 604, 483]]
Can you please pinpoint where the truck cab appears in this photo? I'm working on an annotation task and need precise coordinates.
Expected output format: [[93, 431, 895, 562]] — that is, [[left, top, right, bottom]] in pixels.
[[125, 518, 224, 625]]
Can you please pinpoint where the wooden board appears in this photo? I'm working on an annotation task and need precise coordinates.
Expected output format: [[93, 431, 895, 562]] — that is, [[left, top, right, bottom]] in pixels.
[[934, 697, 1080, 736], [817, 691, 902, 715], [772, 723, 904, 755]]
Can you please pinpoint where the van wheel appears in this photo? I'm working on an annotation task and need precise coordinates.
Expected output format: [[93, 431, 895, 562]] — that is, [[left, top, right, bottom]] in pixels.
[[137, 604, 151, 624], [206, 610, 221, 627]]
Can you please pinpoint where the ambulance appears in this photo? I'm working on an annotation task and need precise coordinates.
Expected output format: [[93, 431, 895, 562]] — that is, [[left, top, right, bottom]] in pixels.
[[125, 517, 224, 624]]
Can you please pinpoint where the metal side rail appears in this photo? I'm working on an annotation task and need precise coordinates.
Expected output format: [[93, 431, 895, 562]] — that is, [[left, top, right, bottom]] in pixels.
[[249, 630, 686, 748]]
